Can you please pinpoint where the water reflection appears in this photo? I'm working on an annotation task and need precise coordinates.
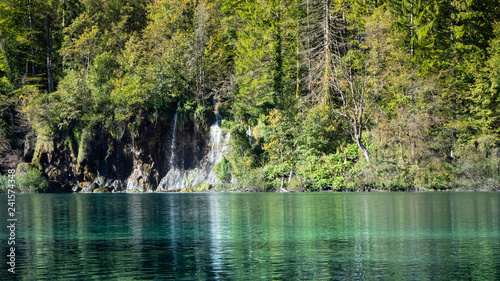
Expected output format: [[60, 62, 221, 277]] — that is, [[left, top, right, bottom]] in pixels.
[[0, 193, 499, 280]]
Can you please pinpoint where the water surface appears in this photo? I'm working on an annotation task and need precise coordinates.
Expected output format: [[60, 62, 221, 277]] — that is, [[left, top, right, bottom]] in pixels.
[[1, 192, 500, 280]]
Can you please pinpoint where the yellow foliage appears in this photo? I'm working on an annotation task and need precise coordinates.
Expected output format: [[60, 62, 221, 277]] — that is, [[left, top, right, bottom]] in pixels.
[[263, 109, 289, 164]]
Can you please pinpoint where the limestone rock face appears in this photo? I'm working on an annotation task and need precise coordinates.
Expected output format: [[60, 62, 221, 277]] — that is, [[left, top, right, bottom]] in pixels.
[[32, 110, 224, 192], [0, 127, 21, 173]]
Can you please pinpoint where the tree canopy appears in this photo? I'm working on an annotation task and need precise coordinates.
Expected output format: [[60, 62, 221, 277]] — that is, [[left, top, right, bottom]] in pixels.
[[1, 0, 499, 190]]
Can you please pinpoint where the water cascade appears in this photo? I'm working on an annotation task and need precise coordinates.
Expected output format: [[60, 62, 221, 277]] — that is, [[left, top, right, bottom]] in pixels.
[[193, 114, 199, 161], [246, 125, 252, 145], [168, 106, 179, 170], [157, 110, 229, 191], [126, 130, 148, 191]]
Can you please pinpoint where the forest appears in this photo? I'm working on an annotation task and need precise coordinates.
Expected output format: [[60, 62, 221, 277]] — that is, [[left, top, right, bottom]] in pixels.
[[0, 0, 499, 191]]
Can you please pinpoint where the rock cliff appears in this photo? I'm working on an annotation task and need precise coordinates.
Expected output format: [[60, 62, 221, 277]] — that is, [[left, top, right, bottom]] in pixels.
[[24, 108, 228, 192]]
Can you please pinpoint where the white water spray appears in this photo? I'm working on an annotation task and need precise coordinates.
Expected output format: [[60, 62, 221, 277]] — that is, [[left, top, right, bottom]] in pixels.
[[126, 130, 148, 191], [246, 125, 252, 145], [157, 111, 229, 191], [169, 105, 179, 169]]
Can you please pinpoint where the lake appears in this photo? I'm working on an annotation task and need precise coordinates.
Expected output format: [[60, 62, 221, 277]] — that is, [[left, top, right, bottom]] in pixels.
[[1, 192, 500, 280]]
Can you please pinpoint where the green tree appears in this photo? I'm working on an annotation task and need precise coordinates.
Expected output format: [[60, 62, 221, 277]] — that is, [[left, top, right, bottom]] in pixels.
[[469, 22, 500, 135], [233, 0, 298, 117]]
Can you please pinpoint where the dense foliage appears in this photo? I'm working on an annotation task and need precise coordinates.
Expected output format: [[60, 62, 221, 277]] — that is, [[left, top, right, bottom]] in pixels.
[[1, 0, 499, 191]]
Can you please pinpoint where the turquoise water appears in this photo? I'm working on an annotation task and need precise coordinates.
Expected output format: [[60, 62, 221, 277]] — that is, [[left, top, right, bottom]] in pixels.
[[1, 192, 500, 280]]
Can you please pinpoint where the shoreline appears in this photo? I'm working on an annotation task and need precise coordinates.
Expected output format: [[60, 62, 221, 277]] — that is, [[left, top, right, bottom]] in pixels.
[[2, 185, 498, 194]]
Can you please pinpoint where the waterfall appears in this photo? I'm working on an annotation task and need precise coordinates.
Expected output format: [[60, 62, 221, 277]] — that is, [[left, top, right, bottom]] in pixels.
[[246, 125, 252, 145], [126, 129, 147, 191], [8, 107, 15, 128], [205, 120, 230, 184], [209, 107, 224, 164], [193, 113, 199, 162], [157, 110, 229, 191], [131, 130, 135, 151], [169, 105, 179, 170], [210, 116, 221, 164]]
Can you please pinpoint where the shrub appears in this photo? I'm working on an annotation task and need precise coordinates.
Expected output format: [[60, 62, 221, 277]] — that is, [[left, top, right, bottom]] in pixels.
[[451, 135, 500, 190], [0, 175, 9, 192], [17, 167, 48, 193], [195, 105, 213, 127], [77, 128, 92, 164], [214, 156, 232, 184], [296, 152, 354, 191], [230, 167, 267, 192]]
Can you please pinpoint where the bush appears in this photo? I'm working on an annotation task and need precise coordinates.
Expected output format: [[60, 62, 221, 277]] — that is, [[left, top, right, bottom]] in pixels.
[[287, 176, 304, 191], [17, 167, 48, 193], [214, 156, 232, 183], [451, 135, 500, 190], [231, 167, 267, 192], [77, 128, 92, 164], [296, 152, 353, 191], [195, 105, 213, 127], [0, 175, 9, 192], [264, 163, 290, 182]]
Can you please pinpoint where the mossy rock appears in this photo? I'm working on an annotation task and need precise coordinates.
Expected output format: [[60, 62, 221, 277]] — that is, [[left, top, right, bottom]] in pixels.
[[195, 183, 212, 192], [179, 187, 194, 192], [93, 187, 108, 193], [15, 162, 31, 178], [77, 128, 92, 164], [34, 138, 54, 158]]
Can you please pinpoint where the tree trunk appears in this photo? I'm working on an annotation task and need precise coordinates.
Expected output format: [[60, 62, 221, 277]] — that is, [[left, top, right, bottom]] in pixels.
[[62, 0, 66, 28], [354, 123, 370, 162], [356, 136, 370, 163], [195, 3, 208, 106], [273, 9, 283, 105], [410, 1, 414, 57], [28, 0, 35, 77], [323, 0, 330, 104], [296, 29, 300, 99], [306, 0, 312, 95], [46, 15, 54, 93], [400, 141, 405, 165]]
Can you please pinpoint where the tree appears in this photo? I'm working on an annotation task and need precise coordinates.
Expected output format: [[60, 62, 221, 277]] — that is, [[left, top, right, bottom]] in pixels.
[[233, 0, 298, 118], [299, 0, 351, 105], [366, 7, 446, 170], [469, 22, 500, 135], [330, 49, 379, 162]]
